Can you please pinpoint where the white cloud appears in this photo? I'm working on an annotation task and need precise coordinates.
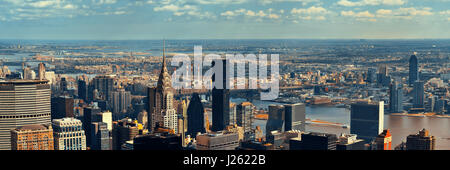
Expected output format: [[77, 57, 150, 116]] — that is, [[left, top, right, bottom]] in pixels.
[[342, 7, 433, 21], [291, 6, 328, 14], [220, 8, 283, 21], [290, 6, 329, 21], [337, 0, 405, 7]]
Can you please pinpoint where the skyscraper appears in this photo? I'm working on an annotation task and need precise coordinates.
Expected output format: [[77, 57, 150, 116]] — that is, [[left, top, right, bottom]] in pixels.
[[350, 101, 384, 142], [51, 96, 75, 119], [409, 55, 419, 86], [211, 59, 230, 132], [406, 128, 435, 150], [236, 102, 254, 137], [83, 106, 101, 147], [38, 62, 46, 80], [266, 105, 285, 135], [413, 81, 425, 108], [52, 118, 87, 150], [91, 122, 110, 150], [284, 103, 306, 132], [92, 75, 115, 101], [10, 124, 54, 150], [0, 80, 51, 150], [77, 79, 88, 102], [147, 41, 178, 132], [186, 93, 206, 138], [110, 89, 131, 120], [389, 81, 403, 113]]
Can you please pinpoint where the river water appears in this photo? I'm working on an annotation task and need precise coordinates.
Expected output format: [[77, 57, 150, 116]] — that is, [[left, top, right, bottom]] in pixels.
[[231, 98, 450, 150]]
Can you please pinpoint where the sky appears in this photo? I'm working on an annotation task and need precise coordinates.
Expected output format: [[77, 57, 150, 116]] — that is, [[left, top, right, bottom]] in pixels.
[[0, 0, 449, 40]]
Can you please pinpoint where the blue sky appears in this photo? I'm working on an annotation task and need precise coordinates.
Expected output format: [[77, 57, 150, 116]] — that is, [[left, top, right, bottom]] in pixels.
[[0, 0, 449, 39]]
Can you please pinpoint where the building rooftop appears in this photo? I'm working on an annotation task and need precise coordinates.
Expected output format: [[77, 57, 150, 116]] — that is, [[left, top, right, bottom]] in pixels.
[[15, 124, 50, 131], [0, 79, 49, 85]]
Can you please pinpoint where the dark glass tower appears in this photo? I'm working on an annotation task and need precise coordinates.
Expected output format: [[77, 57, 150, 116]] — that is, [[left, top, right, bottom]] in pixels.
[[409, 55, 419, 86], [186, 93, 206, 138], [211, 59, 230, 132], [266, 105, 285, 135], [284, 103, 306, 131], [389, 81, 403, 113], [78, 79, 88, 102], [51, 96, 75, 119], [413, 81, 425, 108], [83, 106, 101, 147]]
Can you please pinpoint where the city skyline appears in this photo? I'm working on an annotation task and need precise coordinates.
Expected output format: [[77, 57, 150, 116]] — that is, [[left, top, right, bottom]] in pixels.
[[0, 0, 449, 40]]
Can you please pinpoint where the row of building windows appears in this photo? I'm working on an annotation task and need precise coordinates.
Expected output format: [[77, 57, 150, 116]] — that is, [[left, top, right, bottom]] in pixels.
[[0, 113, 50, 119]]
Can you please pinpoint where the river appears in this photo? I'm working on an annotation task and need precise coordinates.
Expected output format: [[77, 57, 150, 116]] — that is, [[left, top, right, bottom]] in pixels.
[[230, 98, 450, 150]]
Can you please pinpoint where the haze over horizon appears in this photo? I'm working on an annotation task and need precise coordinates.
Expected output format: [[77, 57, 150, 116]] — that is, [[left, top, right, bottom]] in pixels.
[[0, 0, 449, 40]]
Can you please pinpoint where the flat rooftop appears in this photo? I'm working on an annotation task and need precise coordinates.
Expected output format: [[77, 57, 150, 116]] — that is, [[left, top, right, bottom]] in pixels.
[[0, 79, 49, 85]]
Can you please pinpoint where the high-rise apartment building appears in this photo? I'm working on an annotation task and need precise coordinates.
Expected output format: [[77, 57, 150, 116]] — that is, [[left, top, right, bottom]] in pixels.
[[236, 102, 254, 137], [110, 89, 131, 120]]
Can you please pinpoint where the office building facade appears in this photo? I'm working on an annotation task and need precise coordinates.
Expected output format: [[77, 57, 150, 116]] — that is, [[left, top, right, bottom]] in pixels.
[[406, 128, 435, 150], [52, 118, 86, 150], [211, 59, 230, 132], [350, 101, 384, 142], [389, 81, 403, 113], [0, 80, 51, 150], [409, 55, 419, 86], [284, 103, 306, 131], [196, 132, 239, 150], [186, 93, 206, 138]]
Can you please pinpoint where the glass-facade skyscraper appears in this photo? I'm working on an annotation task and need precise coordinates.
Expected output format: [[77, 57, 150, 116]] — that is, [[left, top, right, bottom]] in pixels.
[[409, 55, 419, 86], [211, 59, 230, 132], [389, 81, 403, 113], [350, 101, 384, 143], [413, 81, 425, 108], [186, 93, 206, 138], [284, 103, 306, 132]]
